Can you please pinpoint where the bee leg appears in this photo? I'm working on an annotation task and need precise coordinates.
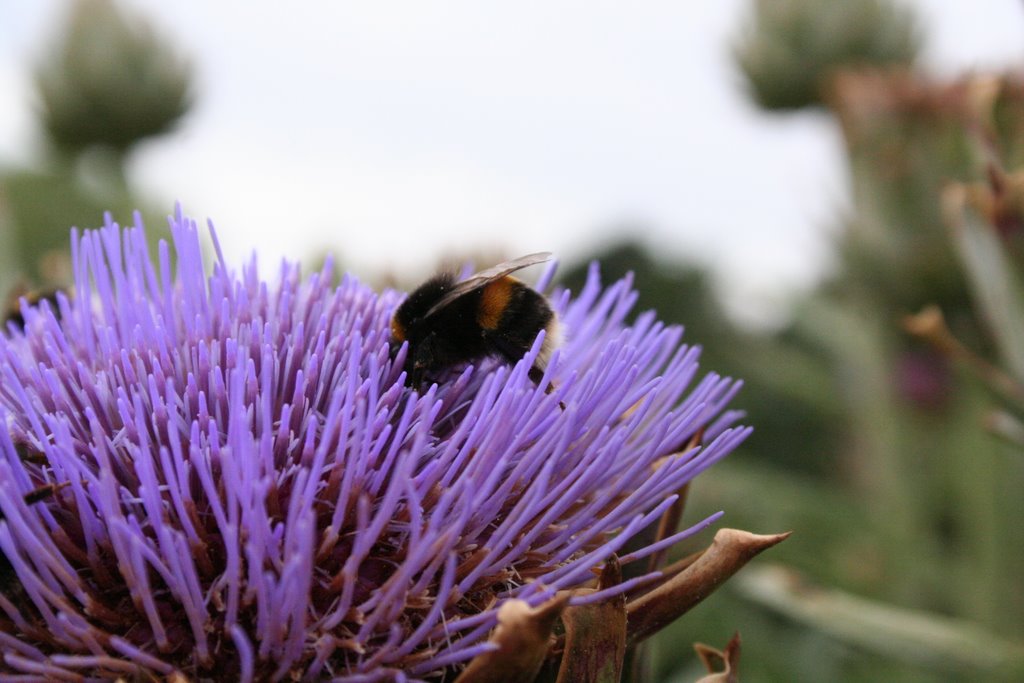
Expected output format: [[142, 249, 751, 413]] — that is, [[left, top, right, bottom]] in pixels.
[[528, 364, 565, 411], [23, 480, 72, 505], [0, 481, 71, 522], [405, 333, 440, 389], [15, 443, 47, 465], [527, 365, 549, 390]]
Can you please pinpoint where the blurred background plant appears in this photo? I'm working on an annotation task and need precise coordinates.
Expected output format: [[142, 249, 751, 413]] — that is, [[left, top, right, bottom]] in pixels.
[[0, 0, 185, 295], [4, 0, 1024, 681], [560, 0, 1024, 680]]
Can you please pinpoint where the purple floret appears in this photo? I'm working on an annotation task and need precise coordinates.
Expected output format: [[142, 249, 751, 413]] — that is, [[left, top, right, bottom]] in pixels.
[[0, 207, 748, 681]]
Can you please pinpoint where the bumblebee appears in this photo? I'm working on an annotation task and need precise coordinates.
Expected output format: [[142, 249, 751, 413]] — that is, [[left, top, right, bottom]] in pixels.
[[4, 286, 66, 332], [390, 253, 562, 388]]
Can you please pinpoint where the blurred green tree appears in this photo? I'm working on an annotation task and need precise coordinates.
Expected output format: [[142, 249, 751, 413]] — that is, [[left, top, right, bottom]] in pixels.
[[734, 0, 921, 111], [0, 0, 191, 294]]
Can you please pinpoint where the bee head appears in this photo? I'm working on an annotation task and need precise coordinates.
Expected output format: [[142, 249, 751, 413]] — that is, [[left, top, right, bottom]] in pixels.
[[391, 273, 455, 346]]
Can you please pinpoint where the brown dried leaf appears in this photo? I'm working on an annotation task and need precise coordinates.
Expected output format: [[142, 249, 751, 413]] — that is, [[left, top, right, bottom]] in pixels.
[[455, 594, 569, 683], [693, 631, 741, 683], [625, 529, 790, 647], [554, 556, 627, 683]]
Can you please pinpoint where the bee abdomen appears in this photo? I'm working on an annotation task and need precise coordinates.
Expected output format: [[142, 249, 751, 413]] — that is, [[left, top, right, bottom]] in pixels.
[[477, 276, 516, 330], [482, 279, 555, 355]]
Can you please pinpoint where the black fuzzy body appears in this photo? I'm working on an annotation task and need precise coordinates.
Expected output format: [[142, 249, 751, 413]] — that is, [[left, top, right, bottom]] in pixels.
[[391, 272, 556, 387]]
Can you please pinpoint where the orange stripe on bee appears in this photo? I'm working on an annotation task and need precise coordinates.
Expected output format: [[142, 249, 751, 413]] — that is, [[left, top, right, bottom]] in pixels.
[[477, 277, 515, 330], [391, 317, 406, 343]]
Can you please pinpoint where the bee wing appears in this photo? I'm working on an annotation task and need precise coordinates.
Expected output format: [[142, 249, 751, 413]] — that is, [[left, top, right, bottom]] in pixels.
[[424, 252, 552, 319]]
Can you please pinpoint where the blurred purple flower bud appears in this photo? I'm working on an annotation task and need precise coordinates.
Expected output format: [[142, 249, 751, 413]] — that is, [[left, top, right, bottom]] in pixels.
[[896, 349, 951, 411]]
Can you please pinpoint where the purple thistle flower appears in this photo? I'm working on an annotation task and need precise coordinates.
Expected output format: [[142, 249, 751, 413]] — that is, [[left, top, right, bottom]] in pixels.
[[0, 208, 749, 680]]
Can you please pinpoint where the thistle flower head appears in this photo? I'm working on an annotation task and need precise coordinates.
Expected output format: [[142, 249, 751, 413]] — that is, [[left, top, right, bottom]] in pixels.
[[0, 208, 748, 680]]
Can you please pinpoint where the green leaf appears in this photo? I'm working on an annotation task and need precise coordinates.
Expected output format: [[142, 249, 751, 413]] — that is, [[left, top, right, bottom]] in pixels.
[[947, 184, 1024, 382], [737, 564, 1024, 678]]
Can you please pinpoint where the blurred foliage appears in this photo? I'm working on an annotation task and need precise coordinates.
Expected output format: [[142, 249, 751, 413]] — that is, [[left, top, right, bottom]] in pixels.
[[598, 1, 1024, 681], [36, 0, 191, 154], [735, 0, 921, 111], [485, 3, 1024, 679], [813, 69, 1024, 633], [0, 0, 189, 296]]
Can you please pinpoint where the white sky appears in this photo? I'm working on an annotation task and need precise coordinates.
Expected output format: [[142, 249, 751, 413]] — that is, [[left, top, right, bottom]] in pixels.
[[1, 1, 1022, 325]]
